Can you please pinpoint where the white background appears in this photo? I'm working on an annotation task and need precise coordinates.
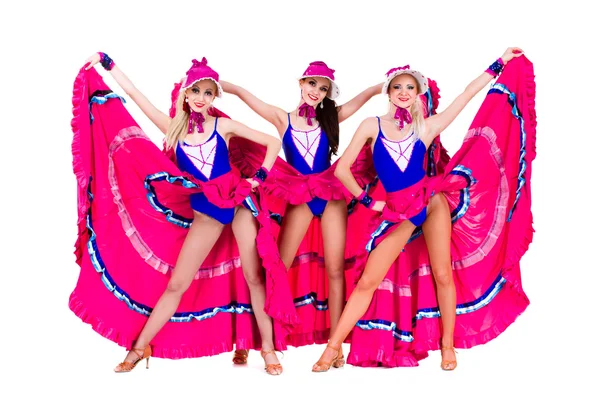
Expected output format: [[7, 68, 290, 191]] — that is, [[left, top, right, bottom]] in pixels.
[[1, 0, 598, 415]]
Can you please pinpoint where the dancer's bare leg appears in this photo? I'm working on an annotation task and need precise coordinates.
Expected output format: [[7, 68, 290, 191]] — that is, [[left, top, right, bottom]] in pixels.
[[321, 199, 348, 356], [422, 194, 456, 368], [232, 203, 312, 364], [313, 219, 417, 371], [277, 203, 314, 269], [117, 211, 225, 367], [232, 208, 281, 375]]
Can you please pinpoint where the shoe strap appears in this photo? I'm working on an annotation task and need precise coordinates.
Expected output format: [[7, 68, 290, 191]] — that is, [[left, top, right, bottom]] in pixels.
[[130, 345, 150, 360], [260, 349, 283, 359]]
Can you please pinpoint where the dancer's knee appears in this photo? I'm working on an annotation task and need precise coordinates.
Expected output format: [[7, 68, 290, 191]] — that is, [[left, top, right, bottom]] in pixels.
[[432, 266, 453, 288], [166, 278, 191, 295], [326, 264, 345, 282], [356, 273, 380, 293], [243, 267, 264, 287]]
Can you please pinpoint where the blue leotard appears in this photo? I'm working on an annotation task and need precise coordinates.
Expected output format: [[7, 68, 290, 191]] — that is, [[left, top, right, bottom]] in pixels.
[[282, 113, 331, 216], [372, 117, 428, 226], [176, 117, 236, 224]]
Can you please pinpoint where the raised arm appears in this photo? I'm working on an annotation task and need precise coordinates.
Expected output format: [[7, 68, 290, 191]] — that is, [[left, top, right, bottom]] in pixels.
[[84, 53, 171, 134], [423, 47, 523, 146], [337, 83, 384, 123], [220, 80, 288, 135]]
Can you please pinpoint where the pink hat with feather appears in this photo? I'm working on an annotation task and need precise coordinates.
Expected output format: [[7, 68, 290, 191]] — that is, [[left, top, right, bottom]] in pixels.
[[382, 65, 428, 95], [298, 61, 340, 100], [181, 57, 223, 97]]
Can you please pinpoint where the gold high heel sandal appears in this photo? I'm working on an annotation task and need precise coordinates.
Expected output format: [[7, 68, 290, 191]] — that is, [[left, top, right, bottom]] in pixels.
[[312, 344, 342, 373], [114, 345, 152, 373], [332, 347, 345, 368], [260, 349, 283, 375], [232, 349, 249, 365], [440, 346, 457, 371]]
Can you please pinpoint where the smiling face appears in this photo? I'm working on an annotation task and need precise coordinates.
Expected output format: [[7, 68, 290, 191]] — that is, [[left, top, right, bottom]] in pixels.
[[299, 77, 331, 106], [185, 79, 217, 113], [388, 74, 419, 109]]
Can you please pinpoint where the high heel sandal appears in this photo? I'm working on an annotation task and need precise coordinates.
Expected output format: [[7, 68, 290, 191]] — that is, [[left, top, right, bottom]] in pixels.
[[260, 349, 283, 375], [440, 346, 457, 371], [312, 344, 341, 373], [114, 345, 152, 373], [332, 348, 345, 368], [232, 349, 249, 365]]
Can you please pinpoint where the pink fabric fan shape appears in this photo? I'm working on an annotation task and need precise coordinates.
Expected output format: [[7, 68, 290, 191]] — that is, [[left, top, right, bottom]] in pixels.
[[346, 56, 536, 367], [69, 67, 298, 359]]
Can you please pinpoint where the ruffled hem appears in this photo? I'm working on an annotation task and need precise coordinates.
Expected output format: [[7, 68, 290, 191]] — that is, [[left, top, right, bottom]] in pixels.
[[201, 172, 253, 208], [70, 293, 272, 359], [251, 188, 300, 332], [70, 68, 91, 264], [505, 222, 535, 272], [263, 170, 349, 205], [347, 281, 529, 367], [524, 58, 537, 161], [286, 330, 330, 347], [503, 56, 537, 272], [69, 293, 132, 349], [414, 279, 530, 353], [70, 294, 238, 359], [228, 137, 376, 205], [347, 349, 423, 368]]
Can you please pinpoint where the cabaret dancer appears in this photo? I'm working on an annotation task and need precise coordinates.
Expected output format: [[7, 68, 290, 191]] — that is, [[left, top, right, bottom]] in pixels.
[[222, 61, 381, 365], [71, 53, 296, 375], [312, 47, 534, 371]]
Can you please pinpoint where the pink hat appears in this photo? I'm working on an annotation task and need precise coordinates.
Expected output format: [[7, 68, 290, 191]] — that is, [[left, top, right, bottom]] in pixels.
[[298, 61, 340, 100], [181, 57, 223, 97], [382, 65, 428, 95]]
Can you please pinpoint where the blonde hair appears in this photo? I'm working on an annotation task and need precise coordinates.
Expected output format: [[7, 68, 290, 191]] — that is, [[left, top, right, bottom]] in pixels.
[[408, 97, 425, 139], [165, 91, 189, 150]]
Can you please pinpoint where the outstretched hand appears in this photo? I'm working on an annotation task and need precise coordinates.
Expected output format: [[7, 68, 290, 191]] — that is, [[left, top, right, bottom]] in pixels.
[[84, 53, 101, 70], [501, 47, 524, 64]]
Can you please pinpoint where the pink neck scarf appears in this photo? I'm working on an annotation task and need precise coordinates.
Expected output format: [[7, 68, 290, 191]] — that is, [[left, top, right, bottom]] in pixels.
[[298, 102, 316, 126], [393, 105, 412, 130], [188, 111, 206, 134]]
